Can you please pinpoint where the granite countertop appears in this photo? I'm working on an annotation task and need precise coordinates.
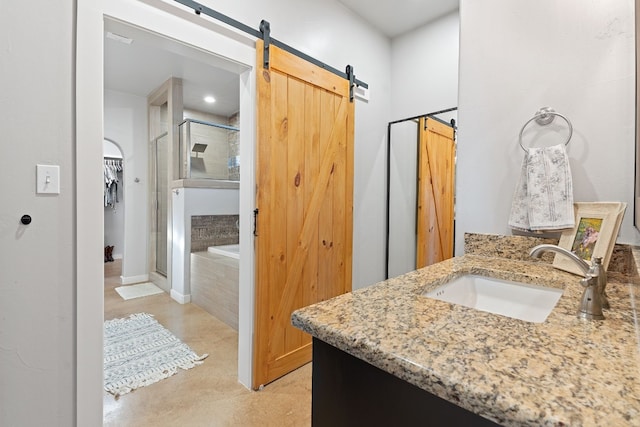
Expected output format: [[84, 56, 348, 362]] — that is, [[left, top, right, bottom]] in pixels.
[[292, 254, 640, 427]]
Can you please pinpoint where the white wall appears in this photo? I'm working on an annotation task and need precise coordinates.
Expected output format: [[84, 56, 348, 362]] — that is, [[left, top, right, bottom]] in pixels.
[[0, 1, 75, 426], [390, 11, 460, 121], [388, 120, 419, 277], [456, 0, 639, 254], [104, 89, 150, 281]]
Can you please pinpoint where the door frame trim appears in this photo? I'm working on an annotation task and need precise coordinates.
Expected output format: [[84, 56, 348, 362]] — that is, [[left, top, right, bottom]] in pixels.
[[76, 1, 257, 423]]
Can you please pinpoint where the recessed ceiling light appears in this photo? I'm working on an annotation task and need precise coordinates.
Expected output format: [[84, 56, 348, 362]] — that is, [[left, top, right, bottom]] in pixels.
[[106, 31, 133, 45], [204, 96, 216, 104]]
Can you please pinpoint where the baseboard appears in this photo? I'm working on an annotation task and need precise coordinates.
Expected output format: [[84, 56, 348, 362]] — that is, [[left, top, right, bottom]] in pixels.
[[120, 274, 149, 285], [171, 289, 191, 304]]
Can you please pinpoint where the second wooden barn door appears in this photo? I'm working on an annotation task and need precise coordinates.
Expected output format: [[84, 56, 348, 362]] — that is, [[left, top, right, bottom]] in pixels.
[[416, 117, 455, 268], [253, 40, 354, 388]]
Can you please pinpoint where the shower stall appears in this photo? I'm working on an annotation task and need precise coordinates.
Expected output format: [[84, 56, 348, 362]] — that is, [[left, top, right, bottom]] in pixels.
[[178, 118, 240, 181]]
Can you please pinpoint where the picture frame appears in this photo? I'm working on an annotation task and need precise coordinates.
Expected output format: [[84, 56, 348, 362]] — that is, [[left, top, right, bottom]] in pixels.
[[553, 202, 627, 276]]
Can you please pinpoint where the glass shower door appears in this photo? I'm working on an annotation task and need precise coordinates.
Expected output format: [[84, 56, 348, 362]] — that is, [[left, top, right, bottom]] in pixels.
[[154, 132, 169, 277]]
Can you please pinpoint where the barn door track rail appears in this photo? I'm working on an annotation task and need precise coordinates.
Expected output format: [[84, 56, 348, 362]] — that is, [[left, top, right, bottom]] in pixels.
[[174, 0, 368, 101]]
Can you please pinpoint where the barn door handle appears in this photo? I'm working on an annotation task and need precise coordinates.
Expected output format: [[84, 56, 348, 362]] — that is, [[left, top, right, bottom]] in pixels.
[[253, 208, 259, 236]]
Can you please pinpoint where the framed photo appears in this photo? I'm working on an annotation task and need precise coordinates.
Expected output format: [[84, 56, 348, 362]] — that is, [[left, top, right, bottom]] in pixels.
[[554, 202, 626, 275]]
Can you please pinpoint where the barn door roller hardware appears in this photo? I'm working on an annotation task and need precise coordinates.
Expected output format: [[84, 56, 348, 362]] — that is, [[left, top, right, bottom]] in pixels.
[[346, 65, 355, 102], [259, 20, 271, 69], [174, 0, 368, 102]]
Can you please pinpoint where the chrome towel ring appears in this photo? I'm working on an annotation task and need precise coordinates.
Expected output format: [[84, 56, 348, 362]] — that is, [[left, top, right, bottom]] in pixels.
[[519, 107, 573, 151]]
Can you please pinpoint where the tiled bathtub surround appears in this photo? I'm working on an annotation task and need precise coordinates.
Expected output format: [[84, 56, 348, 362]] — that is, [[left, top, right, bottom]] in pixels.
[[191, 215, 239, 253], [293, 235, 640, 426], [191, 251, 239, 330]]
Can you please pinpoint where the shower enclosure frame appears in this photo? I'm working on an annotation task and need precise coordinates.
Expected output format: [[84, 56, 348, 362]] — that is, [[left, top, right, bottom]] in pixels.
[[178, 117, 240, 180], [153, 131, 170, 277]]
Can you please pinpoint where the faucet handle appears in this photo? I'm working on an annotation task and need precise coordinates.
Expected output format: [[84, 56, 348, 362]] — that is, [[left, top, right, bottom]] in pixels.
[[590, 257, 604, 278], [592, 256, 603, 264], [579, 274, 596, 288]]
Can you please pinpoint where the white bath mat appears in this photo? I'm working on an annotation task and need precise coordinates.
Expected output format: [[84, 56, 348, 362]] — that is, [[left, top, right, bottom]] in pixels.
[[104, 313, 207, 397], [115, 282, 164, 300]]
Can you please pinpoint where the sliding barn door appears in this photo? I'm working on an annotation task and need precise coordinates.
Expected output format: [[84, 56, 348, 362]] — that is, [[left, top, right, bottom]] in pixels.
[[416, 117, 455, 268], [253, 40, 354, 388]]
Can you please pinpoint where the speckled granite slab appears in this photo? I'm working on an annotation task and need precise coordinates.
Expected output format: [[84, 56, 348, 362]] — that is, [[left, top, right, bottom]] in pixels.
[[292, 254, 640, 426], [465, 232, 635, 275]]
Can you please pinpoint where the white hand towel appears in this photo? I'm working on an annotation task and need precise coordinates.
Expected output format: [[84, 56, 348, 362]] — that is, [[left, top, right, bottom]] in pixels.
[[508, 144, 574, 231]]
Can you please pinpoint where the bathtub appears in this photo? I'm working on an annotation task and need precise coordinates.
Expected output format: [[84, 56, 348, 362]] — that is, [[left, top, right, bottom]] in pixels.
[[207, 243, 240, 259]]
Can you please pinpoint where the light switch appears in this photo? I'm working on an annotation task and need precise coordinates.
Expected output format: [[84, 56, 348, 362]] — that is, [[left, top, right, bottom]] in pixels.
[[36, 164, 60, 194]]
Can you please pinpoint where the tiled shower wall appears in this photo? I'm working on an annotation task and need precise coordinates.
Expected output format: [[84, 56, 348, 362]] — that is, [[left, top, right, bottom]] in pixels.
[[183, 109, 230, 179], [228, 111, 240, 181], [182, 109, 239, 181], [191, 214, 240, 252]]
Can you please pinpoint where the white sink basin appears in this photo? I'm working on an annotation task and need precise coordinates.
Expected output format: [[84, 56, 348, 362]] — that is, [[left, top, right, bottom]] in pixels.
[[423, 274, 563, 323]]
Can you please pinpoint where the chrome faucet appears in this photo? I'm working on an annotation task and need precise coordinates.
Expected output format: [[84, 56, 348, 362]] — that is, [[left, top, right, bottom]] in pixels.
[[529, 244, 605, 320]]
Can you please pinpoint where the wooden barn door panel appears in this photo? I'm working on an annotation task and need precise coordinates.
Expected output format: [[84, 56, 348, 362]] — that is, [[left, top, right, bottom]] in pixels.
[[253, 40, 354, 388], [416, 117, 455, 268]]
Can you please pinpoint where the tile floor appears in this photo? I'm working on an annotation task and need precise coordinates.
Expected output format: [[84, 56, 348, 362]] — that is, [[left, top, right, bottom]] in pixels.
[[103, 262, 312, 426]]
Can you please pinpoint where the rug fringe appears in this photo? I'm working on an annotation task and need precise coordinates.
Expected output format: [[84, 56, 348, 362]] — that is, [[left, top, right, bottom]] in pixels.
[[105, 352, 208, 398], [108, 367, 178, 399]]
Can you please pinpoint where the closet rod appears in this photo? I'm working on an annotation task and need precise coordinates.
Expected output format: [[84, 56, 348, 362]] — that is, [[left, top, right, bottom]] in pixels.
[[180, 118, 239, 132], [173, 0, 368, 90]]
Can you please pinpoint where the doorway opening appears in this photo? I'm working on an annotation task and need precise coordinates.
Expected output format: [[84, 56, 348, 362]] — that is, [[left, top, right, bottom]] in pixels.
[[103, 15, 248, 414]]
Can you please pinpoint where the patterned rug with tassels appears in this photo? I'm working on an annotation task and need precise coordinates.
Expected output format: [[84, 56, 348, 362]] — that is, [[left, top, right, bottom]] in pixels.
[[103, 313, 208, 398]]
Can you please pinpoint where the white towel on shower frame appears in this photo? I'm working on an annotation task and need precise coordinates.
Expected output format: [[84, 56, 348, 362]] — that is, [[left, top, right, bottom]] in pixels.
[[508, 144, 575, 231]]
